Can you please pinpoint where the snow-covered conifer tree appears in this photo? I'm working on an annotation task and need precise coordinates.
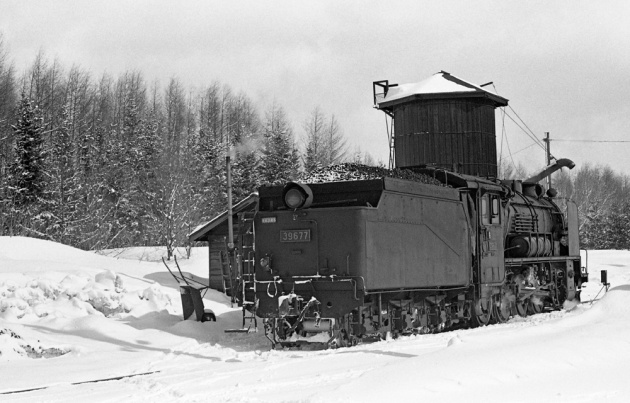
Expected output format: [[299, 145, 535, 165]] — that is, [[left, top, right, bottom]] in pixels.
[[324, 114, 347, 165], [5, 94, 46, 236], [260, 101, 300, 185], [303, 107, 347, 171], [10, 94, 46, 206], [303, 106, 326, 172]]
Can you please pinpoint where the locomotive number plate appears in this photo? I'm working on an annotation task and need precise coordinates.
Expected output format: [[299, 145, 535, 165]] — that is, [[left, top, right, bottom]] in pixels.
[[280, 229, 311, 242]]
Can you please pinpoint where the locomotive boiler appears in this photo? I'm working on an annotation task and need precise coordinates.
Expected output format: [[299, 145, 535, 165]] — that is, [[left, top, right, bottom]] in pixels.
[[187, 71, 587, 348]]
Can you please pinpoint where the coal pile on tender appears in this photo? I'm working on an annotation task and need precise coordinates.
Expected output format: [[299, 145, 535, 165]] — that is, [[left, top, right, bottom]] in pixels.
[[297, 163, 447, 187]]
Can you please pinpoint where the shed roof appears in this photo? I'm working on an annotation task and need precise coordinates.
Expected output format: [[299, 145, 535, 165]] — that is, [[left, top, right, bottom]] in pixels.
[[188, 193, 258, 242], [375, 71, 509, 109]]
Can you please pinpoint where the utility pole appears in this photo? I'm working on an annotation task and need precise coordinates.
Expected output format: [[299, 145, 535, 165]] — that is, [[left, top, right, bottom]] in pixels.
[[543, 132, 552, 189]]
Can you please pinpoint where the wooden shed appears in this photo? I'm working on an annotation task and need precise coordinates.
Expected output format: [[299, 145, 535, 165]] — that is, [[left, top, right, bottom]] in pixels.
[[188, 193, 258, 293]]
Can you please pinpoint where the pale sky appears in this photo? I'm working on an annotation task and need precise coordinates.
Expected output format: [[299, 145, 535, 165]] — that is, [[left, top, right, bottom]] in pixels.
[[2, 0, 630, 175]]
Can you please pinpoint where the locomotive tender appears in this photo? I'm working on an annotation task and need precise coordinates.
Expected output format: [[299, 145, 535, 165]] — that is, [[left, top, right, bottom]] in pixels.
[[189, 71, 586, 347]]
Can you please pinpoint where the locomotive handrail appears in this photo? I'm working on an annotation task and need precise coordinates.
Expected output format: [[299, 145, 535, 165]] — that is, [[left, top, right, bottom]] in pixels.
[[255, 278, 284, 284], [505, 255, 578, 264], [335, 277, 365, 301], [257, 275, 367, 301], [260, 276, 282, 297], [368, 285, 470, 294], [291, 274, 325, 279]]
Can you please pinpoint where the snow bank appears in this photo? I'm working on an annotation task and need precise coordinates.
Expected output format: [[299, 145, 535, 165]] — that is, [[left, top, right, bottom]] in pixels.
[[0, 269, 173, 321], [0, 264, 177, 360], [0, 237, 248, 366]]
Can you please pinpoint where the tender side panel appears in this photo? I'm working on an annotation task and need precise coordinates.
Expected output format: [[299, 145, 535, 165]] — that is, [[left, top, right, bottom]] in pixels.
[[364, 190, 471, 289]]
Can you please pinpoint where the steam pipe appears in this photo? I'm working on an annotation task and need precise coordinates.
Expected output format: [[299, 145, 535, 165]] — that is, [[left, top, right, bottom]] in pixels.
[[525, 158, 575, 184], [226, 155, 235, 251]]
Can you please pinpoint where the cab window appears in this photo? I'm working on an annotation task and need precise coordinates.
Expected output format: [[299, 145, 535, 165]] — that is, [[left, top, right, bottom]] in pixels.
[[481, 194, 501, 225]]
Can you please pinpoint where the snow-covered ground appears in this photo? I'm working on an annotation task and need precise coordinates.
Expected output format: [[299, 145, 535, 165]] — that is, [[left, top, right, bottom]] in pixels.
[[1, 236, 628, 402]]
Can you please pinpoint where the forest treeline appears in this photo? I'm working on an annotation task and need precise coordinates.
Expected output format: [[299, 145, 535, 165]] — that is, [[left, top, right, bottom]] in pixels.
[[553, 166, 630, 249], [1, 34, 629, 252], [0, 35, 373, 256]]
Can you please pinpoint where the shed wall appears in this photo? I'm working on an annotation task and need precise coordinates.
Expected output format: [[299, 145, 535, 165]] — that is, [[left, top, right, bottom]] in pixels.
[[393, 99, 498, 177]]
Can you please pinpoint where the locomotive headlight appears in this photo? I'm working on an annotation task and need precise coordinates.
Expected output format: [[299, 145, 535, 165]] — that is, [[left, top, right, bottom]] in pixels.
[[282, 182, 313, 209], [285, 188, 306, 209]]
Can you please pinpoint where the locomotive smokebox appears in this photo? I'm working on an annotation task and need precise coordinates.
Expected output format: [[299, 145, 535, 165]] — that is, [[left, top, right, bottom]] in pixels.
[[374, 71, 508, 177]]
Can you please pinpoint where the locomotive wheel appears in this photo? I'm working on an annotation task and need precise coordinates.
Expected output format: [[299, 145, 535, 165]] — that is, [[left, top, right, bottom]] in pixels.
[[513, 275, 529, 317], [493, 293, 511, 323], [327, 324, 349, 349], [528, 298, 544, 315], [515, 299, 528, 317], [472, 298, 492, 327]]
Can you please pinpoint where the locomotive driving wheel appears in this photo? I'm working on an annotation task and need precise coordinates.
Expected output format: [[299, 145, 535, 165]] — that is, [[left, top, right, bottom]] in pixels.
[[512, 274, 528, 317], [472, 297, 492, 326], [492, 292, 511, 323], [515, 298, 528, 317], [528, 298, 544, 315], [327, 321, 350, 349]]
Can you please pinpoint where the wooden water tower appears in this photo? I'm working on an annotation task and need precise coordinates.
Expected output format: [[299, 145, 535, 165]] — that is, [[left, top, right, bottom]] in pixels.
[[373, 71, 508, 177]]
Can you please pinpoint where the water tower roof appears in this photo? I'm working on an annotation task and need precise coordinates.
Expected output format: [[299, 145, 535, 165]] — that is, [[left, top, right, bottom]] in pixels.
[[375, 71, 509, 110]]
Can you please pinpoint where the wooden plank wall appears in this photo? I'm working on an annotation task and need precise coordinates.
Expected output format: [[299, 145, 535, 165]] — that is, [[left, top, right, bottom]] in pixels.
[[207, 236, 227, 292], [394, 99, 498, 177]]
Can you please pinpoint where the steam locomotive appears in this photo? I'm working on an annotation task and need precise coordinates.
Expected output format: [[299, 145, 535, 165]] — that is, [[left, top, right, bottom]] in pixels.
[[188, 71, 587, 347]]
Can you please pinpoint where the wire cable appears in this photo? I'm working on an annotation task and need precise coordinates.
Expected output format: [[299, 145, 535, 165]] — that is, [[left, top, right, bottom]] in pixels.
[[503, 126, 517, 172], [507, 106, 546, 148], [502, 110, 547, 152], [498, 142, 538, 162], [490, 83, 547, 159], [490, 83, 544, 173], [499, 107, 510, 176], [551, 139, 630, 143], [491, 84, 545, 148]]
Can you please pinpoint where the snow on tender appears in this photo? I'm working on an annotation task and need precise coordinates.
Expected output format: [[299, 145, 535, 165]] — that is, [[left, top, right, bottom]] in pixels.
[[1, 236, 630, 402]]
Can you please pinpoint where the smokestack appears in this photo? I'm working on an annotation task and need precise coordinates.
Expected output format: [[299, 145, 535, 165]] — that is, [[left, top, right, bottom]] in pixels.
[[525, 158, 576, 184]]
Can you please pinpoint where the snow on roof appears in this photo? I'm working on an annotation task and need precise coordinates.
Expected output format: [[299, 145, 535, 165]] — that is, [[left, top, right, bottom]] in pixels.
[[187, 192, 258, 242], [376, 70, 508, 108]]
